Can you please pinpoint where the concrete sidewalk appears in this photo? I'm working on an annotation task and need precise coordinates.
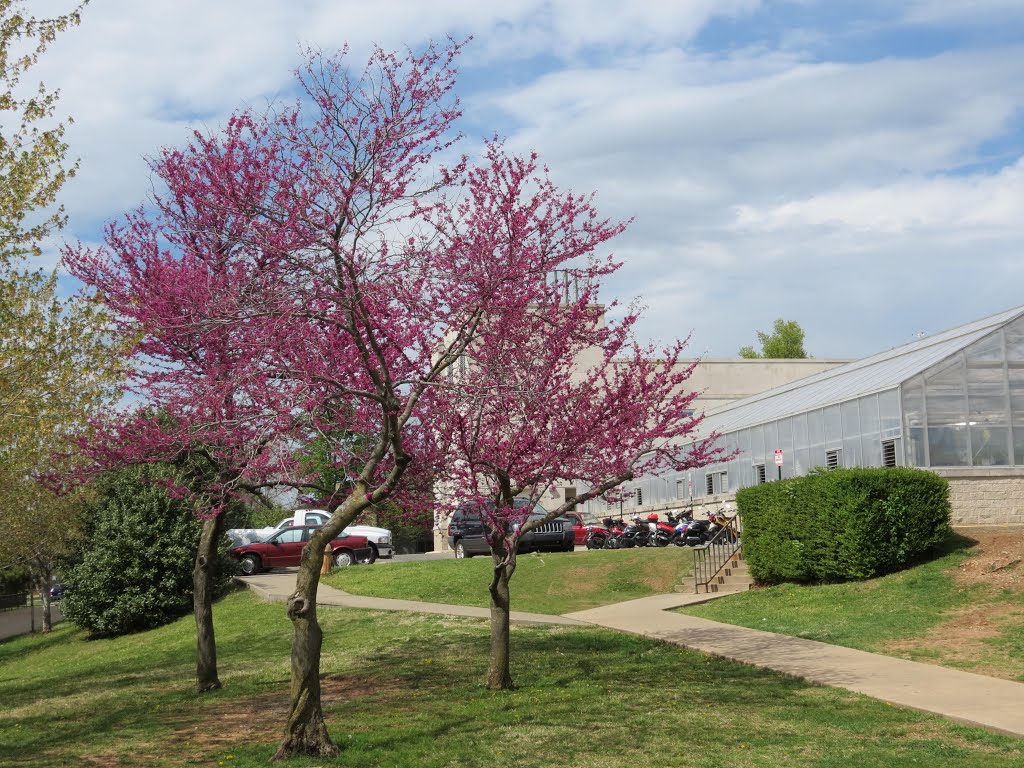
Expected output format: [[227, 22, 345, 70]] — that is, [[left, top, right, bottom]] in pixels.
[[237, 571, 1024, 738], [238, 571, 585, 626], [566, 595, 1024, 738]]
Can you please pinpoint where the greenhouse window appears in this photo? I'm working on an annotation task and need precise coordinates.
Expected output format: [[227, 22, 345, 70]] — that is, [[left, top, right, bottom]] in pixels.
[[882, 439, 897, 467]]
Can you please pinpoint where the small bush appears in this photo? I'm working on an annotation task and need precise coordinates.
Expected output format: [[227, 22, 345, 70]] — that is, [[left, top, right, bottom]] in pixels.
[[62, 464, 238, 637], [362, 502, 435, 554], [0, 565, 31, 596], [737, 467, 951, 584]]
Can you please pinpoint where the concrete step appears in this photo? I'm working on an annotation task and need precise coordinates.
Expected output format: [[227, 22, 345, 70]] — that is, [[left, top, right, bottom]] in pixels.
[[675, 547, 753, 594], [722, 561, 749, 576]]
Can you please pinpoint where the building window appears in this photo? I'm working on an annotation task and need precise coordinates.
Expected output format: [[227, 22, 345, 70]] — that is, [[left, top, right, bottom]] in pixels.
[[881, 439, 897, 467], [564, 487, 577, 507], [636, 488, 643, 506], [706, 471, 729, 495], [754, 464, 766, 484], [676, 479, 684, 500], [826, 448, 842, 470]]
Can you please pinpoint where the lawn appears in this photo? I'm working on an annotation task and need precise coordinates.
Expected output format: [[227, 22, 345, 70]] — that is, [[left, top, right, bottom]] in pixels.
[[1, 589, 1022, 767], [682, 531, 1024, 681], [324, 546, 693, 614]]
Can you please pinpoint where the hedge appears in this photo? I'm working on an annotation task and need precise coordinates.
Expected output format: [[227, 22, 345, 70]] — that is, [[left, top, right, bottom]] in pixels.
[[736, 467, 951, 584]]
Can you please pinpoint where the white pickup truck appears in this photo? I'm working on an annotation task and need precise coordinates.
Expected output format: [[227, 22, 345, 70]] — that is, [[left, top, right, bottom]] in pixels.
[[226, 509, 394, 559]]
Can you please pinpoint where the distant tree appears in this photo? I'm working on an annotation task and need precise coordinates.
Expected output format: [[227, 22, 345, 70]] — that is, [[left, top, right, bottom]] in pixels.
[[0, 2, 117, 631], [4, 478, 90, 633], [739, 318, 808, 359], [0, 1, 86, 262]]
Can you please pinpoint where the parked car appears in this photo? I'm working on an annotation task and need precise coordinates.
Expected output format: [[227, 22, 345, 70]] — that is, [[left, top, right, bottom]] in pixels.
[[231, 525, 374, 575], [447, 500, 575, 558], [48, 583, 65, 601], [563, 511, 608, 546], [226, 509, 393, 559]]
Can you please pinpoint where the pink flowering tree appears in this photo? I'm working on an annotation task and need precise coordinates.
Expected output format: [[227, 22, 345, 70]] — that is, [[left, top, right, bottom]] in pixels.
[[65, 111, 311, 692], [68, 41, 644, 760], [435, 220, 724, 688]]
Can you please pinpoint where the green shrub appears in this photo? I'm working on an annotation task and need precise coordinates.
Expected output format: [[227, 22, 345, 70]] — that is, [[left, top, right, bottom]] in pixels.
[[361, 502, 435, 554], [0, 565, 31, 596], [61, 464, 238, 637], [737, 467, 951, 584]]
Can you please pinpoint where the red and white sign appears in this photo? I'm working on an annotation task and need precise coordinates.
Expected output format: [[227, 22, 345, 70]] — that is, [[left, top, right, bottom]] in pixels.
[[774, 449, 784, 466]]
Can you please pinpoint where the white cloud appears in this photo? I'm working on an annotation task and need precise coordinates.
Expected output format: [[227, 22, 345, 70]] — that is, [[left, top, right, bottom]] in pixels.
[[904, 0, 1024, 24], [733, 157, 1024, 234], [22, 0, 1024, 361]]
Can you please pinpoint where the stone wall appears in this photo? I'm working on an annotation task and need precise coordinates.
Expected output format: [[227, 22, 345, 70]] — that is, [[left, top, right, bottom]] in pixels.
[[932, 468, 1024, 526]]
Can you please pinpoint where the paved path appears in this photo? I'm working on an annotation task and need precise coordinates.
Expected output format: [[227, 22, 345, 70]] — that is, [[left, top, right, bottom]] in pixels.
[[0, 603, 63, 641], [237, 570, 1024, 738], [238, 571, 586, 626], [566, 595, 1024, 738]]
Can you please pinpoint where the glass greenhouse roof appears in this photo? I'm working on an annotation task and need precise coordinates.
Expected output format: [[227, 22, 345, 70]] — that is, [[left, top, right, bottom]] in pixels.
[[698, 304, 1024, 436]]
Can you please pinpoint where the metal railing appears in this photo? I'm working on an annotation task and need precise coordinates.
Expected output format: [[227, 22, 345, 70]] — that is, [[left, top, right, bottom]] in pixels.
[[692, 514, 743, 594]]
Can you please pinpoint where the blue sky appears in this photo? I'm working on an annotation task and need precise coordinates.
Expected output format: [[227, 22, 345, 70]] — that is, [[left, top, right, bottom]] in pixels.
[[36, 0, 1024, 360]]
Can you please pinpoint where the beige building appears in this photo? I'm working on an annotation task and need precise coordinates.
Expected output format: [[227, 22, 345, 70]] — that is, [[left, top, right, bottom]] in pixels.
[[678, 358, 851, 414]]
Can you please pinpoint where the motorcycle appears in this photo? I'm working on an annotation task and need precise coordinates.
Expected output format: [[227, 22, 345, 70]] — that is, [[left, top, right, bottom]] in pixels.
[[585, 517, 627, 549], [679, 517, 713, 547], [645, 513, 675, 547], [669, 509, 695, 546], [618, 516, 653, 548], [707, 508, 740, 544]]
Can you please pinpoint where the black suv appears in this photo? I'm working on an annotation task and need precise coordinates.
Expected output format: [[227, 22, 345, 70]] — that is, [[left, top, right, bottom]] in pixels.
[[447, 499, 575, 558]]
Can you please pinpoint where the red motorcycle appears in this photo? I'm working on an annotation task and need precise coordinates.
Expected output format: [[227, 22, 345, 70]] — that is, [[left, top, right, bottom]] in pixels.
[[645, 513, 676, 547], [585, 517, 627, 549]]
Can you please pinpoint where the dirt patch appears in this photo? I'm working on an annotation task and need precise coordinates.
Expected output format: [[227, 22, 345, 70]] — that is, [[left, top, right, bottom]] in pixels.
[[561, 562, 619, 594], [882, 528, 1024, 680], [884, 601, 1023, 679], [952, 527, 1024, 593], [78, 675, 400, 766]]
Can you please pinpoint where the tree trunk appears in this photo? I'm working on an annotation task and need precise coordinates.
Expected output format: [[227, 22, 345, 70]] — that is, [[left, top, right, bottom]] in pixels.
[[193, 515, 224, 693], [272, 538, 338, 761], [487, 550, 517, 690], [30, 567, 53, 633], [40, 590, 51, 633]]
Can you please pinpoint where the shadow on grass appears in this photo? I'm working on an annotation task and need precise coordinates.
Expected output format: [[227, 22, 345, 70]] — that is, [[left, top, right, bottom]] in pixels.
[[5, 595, 1024, 767], [929, 530, 979, 558]]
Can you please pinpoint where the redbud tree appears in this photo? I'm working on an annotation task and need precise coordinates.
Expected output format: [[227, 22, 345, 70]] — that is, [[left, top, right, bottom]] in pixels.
[[66, 40, 658, 760], [434, 190, 723, 688]]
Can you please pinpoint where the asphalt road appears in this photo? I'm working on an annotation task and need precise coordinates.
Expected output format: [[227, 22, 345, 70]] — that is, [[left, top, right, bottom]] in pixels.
[[0, 603, 63, 641]]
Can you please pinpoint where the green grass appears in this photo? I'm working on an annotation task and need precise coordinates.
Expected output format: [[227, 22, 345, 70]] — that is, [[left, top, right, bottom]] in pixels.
[[325, 547, 693, 614], [1, 589, 1022, 767], [682, 534, 1024, 680]]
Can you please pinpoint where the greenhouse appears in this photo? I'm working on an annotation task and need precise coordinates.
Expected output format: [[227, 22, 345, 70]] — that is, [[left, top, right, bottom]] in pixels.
[[584, 304, 1024, 525]]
